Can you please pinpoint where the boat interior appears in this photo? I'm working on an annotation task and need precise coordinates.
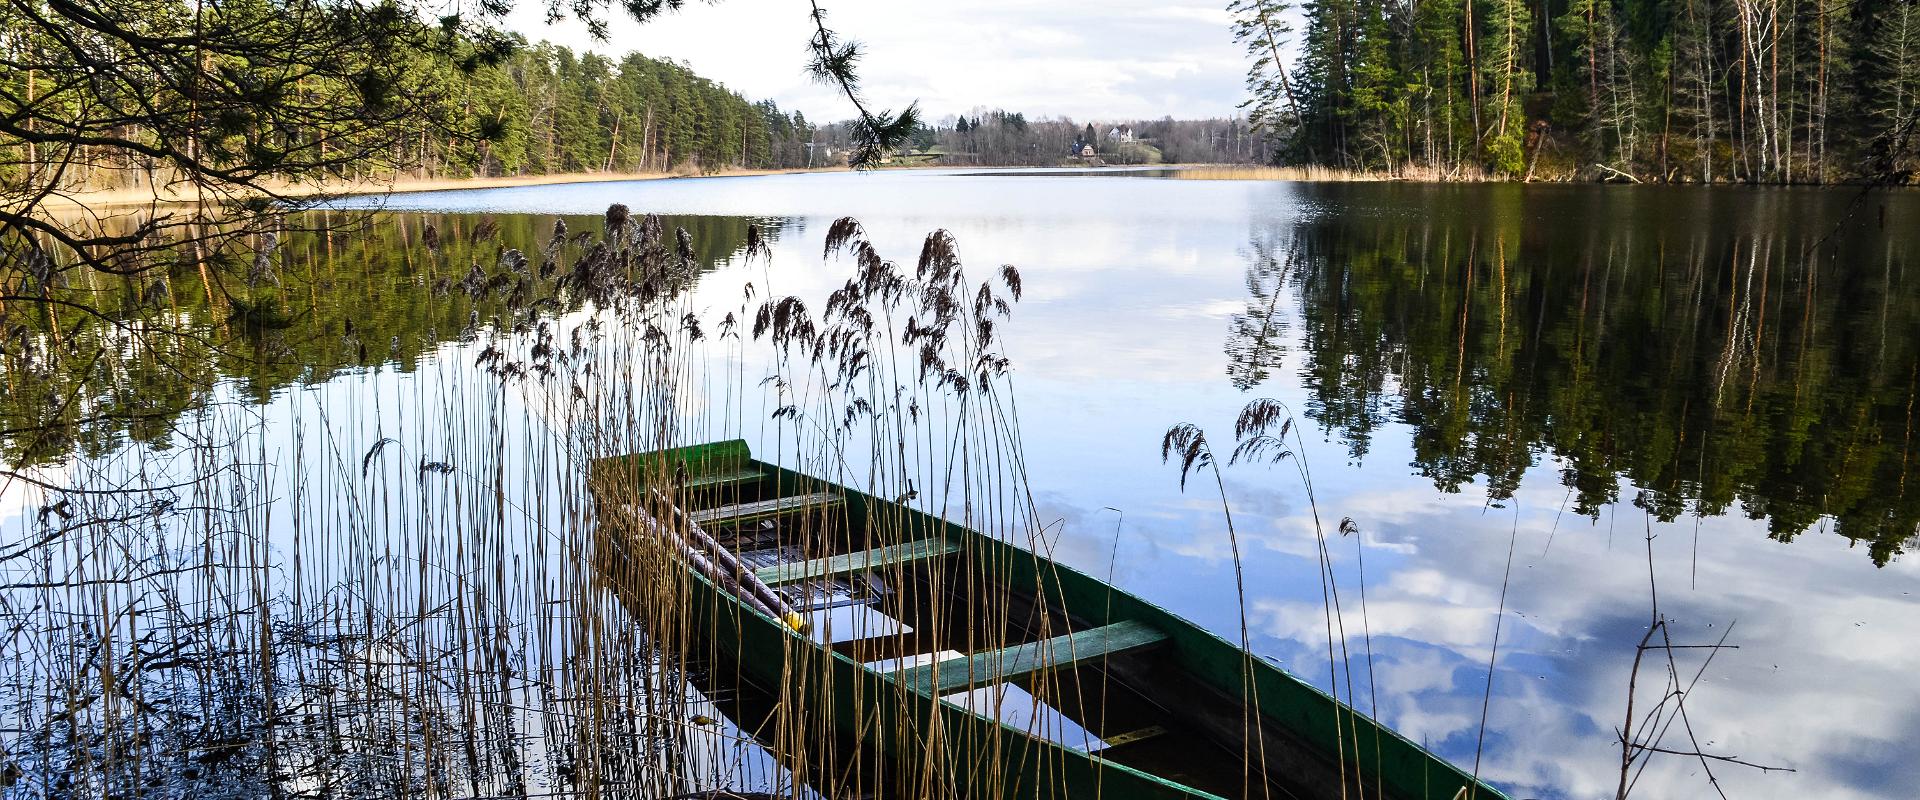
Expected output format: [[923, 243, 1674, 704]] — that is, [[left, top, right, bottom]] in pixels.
[[598, 444, 1375, 800]]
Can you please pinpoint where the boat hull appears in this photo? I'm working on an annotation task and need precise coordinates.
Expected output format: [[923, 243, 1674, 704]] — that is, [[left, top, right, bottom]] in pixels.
[[592, 447, 1508, 800]]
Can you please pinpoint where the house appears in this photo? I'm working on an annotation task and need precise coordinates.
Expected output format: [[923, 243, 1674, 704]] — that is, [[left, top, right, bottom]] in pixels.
[[1078, 143, 1096, 157], [1106, 126, 1135, 143]]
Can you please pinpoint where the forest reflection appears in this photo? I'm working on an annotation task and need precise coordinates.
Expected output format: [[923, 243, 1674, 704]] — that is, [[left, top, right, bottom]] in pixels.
[[1231, 185, 1920, 565], [0, 211, 766, 468]]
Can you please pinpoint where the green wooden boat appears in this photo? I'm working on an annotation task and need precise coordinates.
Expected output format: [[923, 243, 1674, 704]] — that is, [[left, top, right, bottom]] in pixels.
[[590, 440, 1509, 800]]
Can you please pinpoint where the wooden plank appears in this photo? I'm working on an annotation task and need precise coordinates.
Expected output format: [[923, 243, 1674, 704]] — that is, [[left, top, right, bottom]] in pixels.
[[892, 620, 1167, 697], [690, 492, 841, 526], [1098, 725, 1167, 749], [754, 538, 961, 586], [682, 468, 765, 491]]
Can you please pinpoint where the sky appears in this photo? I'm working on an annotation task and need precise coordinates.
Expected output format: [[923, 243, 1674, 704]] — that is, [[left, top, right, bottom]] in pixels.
[[500, 0, 1250, 125]]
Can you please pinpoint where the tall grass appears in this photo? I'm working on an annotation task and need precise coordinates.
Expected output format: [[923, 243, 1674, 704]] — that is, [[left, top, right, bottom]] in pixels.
[[0, 206, 1062, 800], [1168, 164, 1499, 182]]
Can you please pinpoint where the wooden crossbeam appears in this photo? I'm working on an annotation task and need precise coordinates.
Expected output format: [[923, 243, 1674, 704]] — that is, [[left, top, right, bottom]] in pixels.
[[680, 468, 765, 491], [1099, 725, 1167, 749], [754, 538, 962, 586], [689, 492, 842, 527], [892, 620, 1168, 696]]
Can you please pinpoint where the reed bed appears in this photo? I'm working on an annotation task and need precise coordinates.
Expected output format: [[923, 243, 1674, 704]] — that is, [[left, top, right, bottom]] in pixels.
[[1169, 164, 1497, 182], [0, 205, 1073, 800]]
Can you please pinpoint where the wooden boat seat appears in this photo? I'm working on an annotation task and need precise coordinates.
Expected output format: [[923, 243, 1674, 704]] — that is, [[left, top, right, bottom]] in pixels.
[[1096, 724, 1167, 749], [754, 538, 961, 586], [873, 652, 1110, 752], [690, 492, 842, 526], [891, 620, 1168, 696], [680, 468, 765, 491], [783, 576, 870, 611]]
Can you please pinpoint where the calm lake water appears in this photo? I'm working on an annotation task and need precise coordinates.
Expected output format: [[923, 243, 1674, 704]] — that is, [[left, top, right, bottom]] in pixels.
[[10, 169, 1919, 798]]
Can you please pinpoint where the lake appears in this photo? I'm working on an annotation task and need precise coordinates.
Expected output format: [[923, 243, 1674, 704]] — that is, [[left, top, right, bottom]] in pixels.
[[5, 169, 1916, 799]]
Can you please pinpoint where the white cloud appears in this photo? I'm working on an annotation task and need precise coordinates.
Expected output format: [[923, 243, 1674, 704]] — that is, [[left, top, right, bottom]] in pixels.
[[496, 0, 1249, 121]]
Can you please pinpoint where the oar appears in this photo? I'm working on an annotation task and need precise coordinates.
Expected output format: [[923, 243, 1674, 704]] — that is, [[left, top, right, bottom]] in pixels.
[[604, 501, 786, 623], [651, 487, 809, 632]]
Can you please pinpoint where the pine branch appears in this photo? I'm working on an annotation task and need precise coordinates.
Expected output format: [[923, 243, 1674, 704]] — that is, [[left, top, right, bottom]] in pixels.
[[805, 0, 918, 168]]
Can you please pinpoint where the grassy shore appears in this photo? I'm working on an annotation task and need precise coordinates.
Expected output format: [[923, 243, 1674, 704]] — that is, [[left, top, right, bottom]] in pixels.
[[29, 162, 1556, 221], [1165, 164, 1502, 182], [32, 163, 1519, 216], [36, 166, 835, 212]]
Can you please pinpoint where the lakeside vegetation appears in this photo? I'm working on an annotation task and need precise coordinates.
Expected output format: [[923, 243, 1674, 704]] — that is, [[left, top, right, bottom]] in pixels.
[[385, 41, 819, 177], [1231, 0, 1920, 182], [0, 34, 818, 191], [0, 0, 923, 289], [0, 205, 1077, 800]]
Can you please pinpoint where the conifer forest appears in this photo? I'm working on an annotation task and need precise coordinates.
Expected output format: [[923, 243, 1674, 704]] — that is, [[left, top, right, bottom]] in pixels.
[[1231, 0, 1920, 181]]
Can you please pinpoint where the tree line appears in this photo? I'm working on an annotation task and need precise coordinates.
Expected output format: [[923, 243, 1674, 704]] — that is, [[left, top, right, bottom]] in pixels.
[[809, 110, 1274, 166], [0, 34, 819, 194], [415, 39, 818, 178], [1232, 0, 1920, 182]]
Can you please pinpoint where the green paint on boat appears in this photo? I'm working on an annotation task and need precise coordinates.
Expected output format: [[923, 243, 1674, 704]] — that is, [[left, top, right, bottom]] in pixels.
[[755, 538, 964, 586], [591, 440, 1513, 800], [895, 619, 1169, 696]]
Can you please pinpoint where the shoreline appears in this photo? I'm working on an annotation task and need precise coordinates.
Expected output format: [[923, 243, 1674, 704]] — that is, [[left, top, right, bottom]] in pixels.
[[36, 166, 842, 213], [37, 162, 1902, 215]]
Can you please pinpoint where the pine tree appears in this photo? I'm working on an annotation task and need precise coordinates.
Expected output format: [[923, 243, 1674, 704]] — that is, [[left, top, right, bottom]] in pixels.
[[1229, 0, 1304, 159], [1410, 0, 1470, 170], [1560, 0, 1638, 170], [1348, 0, 1401, 169], [1481, 0, 1534, 174], [1293, 0, 1353, 163]]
